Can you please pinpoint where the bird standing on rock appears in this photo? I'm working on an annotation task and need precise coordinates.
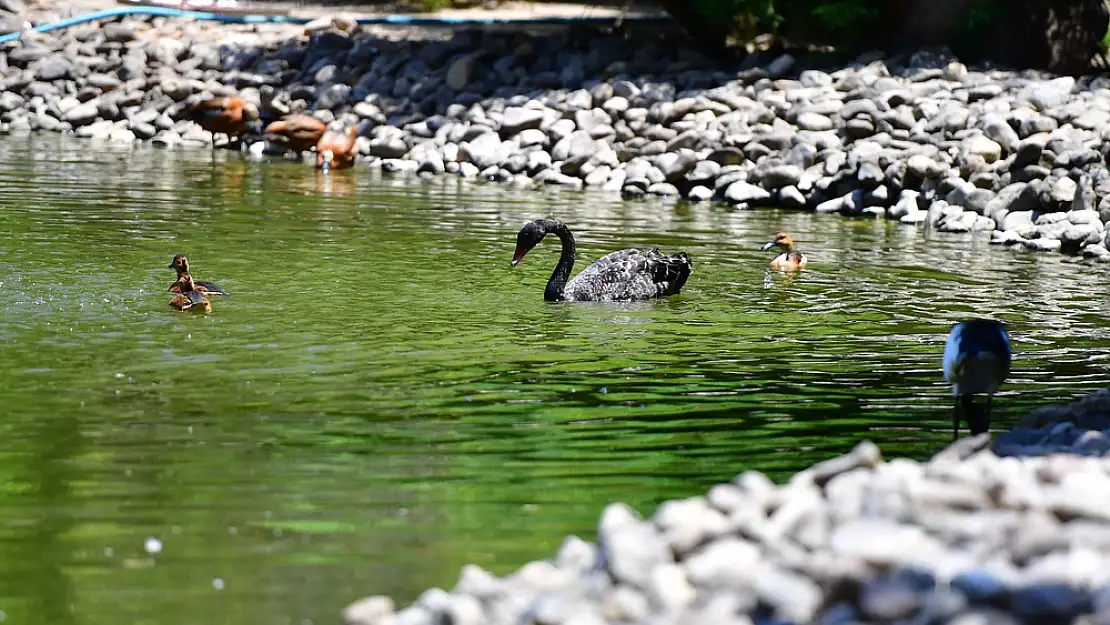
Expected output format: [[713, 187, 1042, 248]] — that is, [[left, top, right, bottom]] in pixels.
[[316, 127, 359, 173], [943, 319, 1012, 440], [264, 114, 327, 156], [184, 96, 260, 146]]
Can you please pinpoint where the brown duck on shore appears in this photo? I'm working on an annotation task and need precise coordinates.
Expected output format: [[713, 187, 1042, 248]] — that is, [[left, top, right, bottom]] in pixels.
[[184, 96, 259, 145], [316, 127, 358, 173], [264, 114, 327, 155]]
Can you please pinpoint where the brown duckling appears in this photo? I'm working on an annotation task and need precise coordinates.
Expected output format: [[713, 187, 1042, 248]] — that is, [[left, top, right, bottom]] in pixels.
[[168, 254, 230, 297], [264, 114, 327, 155], [169, 274, 213, 313], [761, 232, 808, 271], [315, 126, 358, 172]]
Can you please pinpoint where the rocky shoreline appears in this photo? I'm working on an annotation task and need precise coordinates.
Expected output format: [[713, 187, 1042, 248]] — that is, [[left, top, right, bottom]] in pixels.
[[343, 388, 1110, 625], [4, 13, 1110, 261]]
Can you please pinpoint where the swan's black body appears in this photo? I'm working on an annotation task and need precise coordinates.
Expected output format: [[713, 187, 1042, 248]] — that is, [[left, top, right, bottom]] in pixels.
[[511, 219, 693, 302]]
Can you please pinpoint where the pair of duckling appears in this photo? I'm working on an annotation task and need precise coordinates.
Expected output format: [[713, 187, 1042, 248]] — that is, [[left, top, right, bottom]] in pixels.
[[167, 254, 230, 314]]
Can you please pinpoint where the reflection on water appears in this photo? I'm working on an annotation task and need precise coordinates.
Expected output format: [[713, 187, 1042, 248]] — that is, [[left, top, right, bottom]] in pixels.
[[0, 136, 1108, 625]]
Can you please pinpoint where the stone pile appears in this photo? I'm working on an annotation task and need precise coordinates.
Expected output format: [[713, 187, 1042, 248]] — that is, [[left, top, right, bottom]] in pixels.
[[343, 388, 1110, 625], [3, 15, 1110, 261]]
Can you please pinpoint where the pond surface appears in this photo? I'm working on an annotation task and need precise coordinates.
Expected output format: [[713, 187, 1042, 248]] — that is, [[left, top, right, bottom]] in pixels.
[[0, 135, 1108, 625]]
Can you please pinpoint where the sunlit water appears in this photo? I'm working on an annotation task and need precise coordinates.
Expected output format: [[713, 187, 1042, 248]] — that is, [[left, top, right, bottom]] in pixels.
[[0, 135, 1108, 625]]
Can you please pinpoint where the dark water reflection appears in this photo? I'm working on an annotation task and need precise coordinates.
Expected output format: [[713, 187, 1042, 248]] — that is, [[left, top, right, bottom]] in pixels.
[[0, 135, 1107, 625]]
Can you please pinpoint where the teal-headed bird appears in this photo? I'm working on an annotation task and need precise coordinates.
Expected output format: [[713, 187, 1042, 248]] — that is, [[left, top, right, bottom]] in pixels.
[[943, 319, 1012, 440]]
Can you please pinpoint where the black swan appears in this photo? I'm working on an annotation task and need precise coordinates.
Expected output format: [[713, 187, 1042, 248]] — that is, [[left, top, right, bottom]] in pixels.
[[510, 219, 693, 302]]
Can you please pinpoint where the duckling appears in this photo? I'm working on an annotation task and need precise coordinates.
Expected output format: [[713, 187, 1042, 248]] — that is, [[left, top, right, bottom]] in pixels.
[[167, 254, 230, 297], [943, 319, 1012, 440], [169, 274, 213, 313], [760, 232, 808, 270], [316, 126, 358, 173], [264, 114, 327, 155], [184, 96, 260, 145]]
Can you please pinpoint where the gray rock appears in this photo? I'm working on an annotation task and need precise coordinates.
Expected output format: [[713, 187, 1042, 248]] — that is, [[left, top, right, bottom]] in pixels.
[[64, 101, 99, 127], [723, 180, 771, 206], [684, 538, 761, 590], [845, 118, 875, 138], [860, 574, 927, 621], [446, 53, 480, 91], [1043, 176, 1077, 211], [906, 154, 944, 180], [779, 185, 806, 207], [796, 112, 833, 131], [762, 164, 802, 190], [655, 151, 697, 183], [0, 92, 24, 112], [647, 182, 680, 196], [459, 132, 503, 170], [1011, 584, 1091, 623], [766, 54, 795, 78], [687, 185, 713, 201], [146, 38, 187, 66], [370, 137, 409, 159], [500, 106, 544, 136], [36, 55, 73, 82], [1019, 77, 1075, 110], [963, 135, 1002, 163], [857, 161, 884, 187], [1061, 223, 1102, 249], [983, 119, 1020, 154], [1024, 237, 1063, 252], [1013, 134, 1048, 168], [344, 596, 395, 625], [830, 519, 943, 566], [755, 567, 822, 623], [597, 504, 672, 590]]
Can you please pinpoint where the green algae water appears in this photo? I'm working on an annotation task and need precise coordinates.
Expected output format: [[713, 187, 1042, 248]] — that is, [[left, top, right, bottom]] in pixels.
[[0, 135, 1108, 625]]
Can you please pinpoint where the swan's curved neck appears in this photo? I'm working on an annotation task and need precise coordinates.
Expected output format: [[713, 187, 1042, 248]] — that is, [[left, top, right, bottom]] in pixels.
[[543, 220, 575, 302]]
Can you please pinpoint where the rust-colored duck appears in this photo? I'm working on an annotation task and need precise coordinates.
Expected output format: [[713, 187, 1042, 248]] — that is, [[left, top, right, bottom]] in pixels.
[[169, 274, 213, 313], [168, 254, 230, 297], [315, 127, 359, 173], [264, 114, 327, 155], [761, 232, 808, 271], [184, 96, 259, 145]]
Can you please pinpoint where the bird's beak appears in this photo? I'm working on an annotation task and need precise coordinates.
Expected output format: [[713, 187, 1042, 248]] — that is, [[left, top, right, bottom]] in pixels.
[[760, 241, 777, 250], [511, 247, 525, 267]]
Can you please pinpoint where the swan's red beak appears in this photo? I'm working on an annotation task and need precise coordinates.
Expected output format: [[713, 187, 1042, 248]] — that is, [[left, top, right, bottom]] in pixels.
[[511, 247, 526, 267]]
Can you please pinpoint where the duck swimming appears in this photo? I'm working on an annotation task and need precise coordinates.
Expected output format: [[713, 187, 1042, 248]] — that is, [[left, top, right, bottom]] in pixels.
[[511, 218, 692, 302], [168, 254, 230, 297], [761, 232, 808, 271], [943, 319, 1012, 440], [169, 274, 213, 313]]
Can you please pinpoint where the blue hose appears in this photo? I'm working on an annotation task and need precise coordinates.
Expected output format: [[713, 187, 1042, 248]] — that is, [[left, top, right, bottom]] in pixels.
[[0, 5, 670, 44]]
